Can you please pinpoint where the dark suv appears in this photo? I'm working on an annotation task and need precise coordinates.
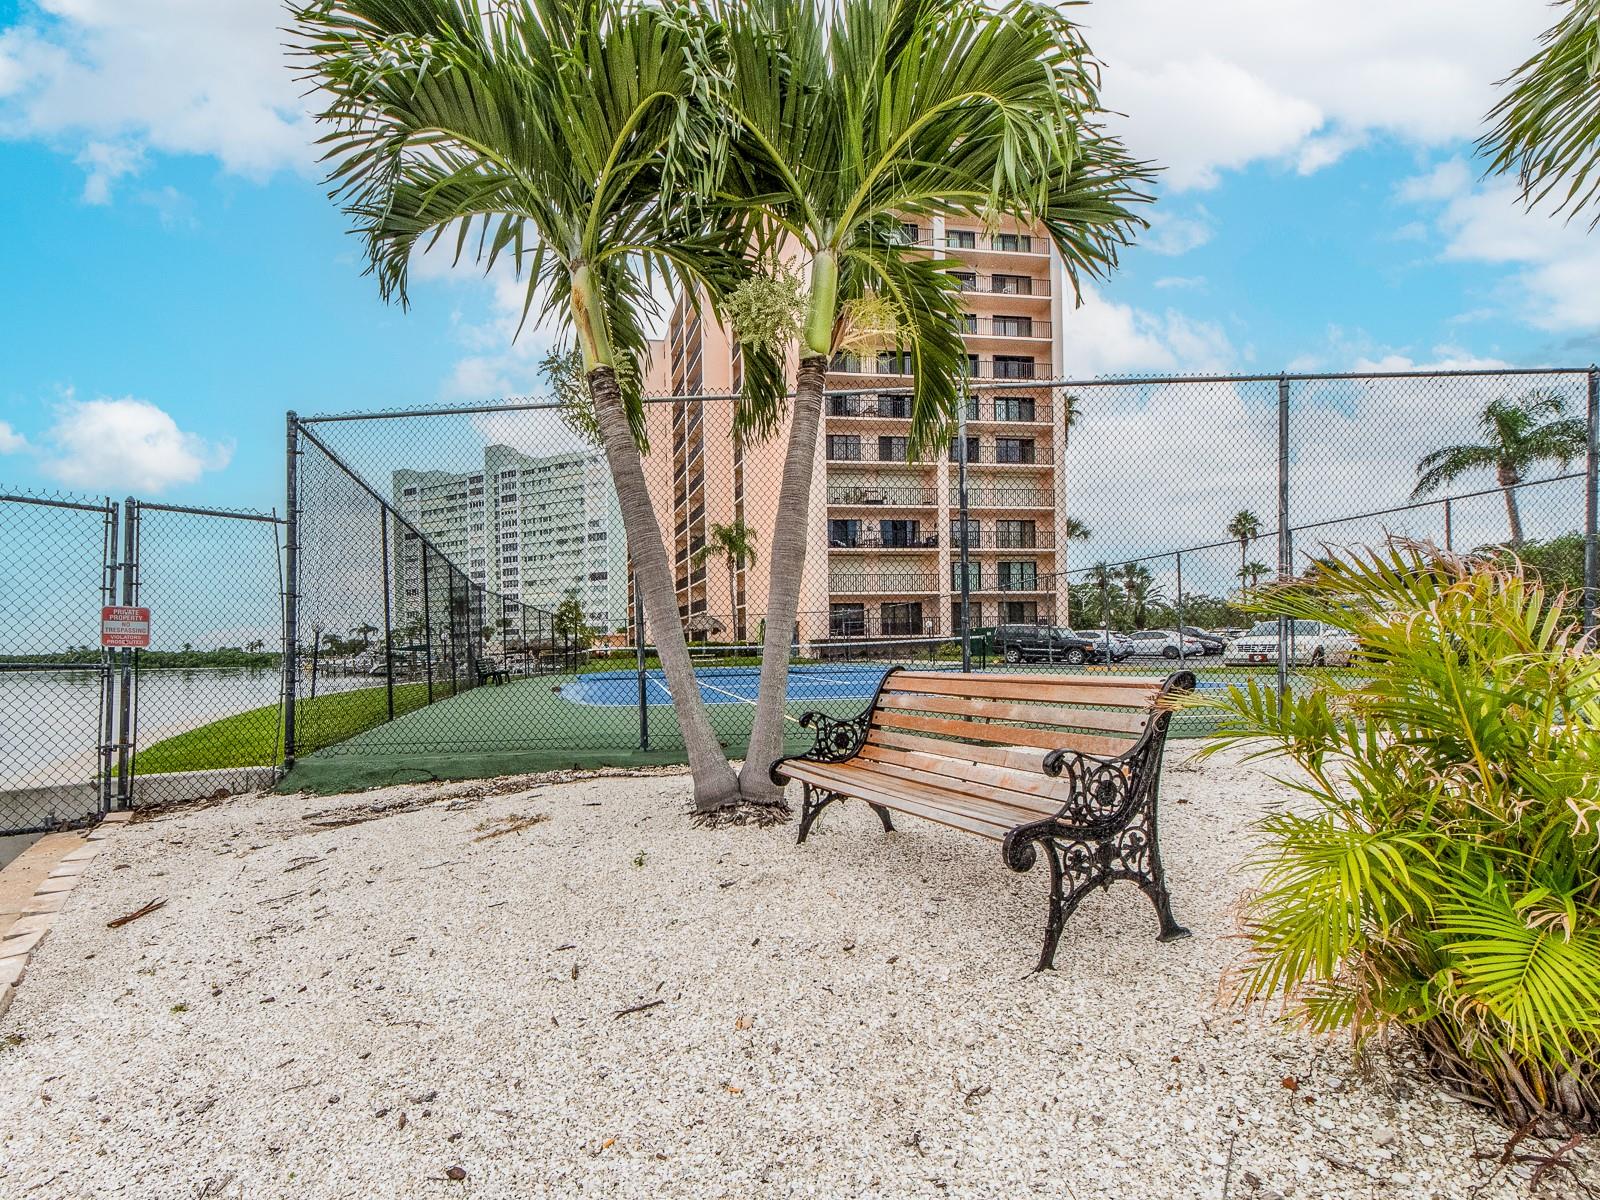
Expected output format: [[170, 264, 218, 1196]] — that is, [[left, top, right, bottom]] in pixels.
[[992, 624, 1098, 665]]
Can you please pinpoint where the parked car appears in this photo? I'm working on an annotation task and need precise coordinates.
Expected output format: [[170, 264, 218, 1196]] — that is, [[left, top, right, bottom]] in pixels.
[[1223, 619, 1358, 667], [1123, 629, 1209, 659], [992, 624, 1099, 665], [1068, 629, 1133, 663], [1178, 626, 1227, 656]]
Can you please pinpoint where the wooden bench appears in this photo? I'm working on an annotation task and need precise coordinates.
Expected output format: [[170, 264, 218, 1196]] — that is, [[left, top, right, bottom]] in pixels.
[[769, 667, 1195, 970]]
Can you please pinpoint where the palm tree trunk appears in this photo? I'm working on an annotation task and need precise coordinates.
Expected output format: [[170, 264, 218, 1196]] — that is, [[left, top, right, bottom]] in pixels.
[[1498, 464, 1525, 546], [738, 353, 828, 803], [587, 364, 739, 811]]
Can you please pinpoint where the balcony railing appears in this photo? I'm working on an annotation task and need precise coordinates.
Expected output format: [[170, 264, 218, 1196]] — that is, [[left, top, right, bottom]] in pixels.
[[827, 482, 937, 506], [948, 442, 1055, 465], [829, 531, 940, 550], [829, 355, 1053, 379], [948, 526, 1055, 550], [959, 317, 1052, 339], [827, 395, 914, 418], [939, 232, 1047, 255], [959, 487, 1054, 508], [825, 440, 927, 464], [829, 573, 941, 595], [950, 273, 1050, 297]]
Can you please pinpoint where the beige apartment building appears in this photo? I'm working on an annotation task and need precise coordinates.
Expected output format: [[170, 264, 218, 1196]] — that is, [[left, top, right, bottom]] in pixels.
[[641, 216, 1072, 645]]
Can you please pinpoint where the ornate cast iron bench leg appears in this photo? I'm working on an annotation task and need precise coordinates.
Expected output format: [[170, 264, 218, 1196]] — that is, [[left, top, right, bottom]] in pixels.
[[865, 802, 895, 834], [796, 783, 844, 844]]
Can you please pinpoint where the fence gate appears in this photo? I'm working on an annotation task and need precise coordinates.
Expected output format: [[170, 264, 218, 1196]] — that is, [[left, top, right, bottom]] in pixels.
[[0, 492, 119, 836], [115, 500, 287, 809]]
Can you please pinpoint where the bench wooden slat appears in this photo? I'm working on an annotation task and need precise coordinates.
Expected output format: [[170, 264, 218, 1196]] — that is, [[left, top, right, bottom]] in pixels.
[[851, 750, 1071, 815], [870, 726, 1133, 767], [798, 760, 1074, 836], [876, 691, 1150, 735], [783, 761, 1029, 840], [857, 743, 1077, 804], [889, 671, 1164, 706]]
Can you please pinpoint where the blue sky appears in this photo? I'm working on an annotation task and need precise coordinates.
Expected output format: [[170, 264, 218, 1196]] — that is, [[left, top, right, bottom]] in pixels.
[[1, 0, 1596, 515]]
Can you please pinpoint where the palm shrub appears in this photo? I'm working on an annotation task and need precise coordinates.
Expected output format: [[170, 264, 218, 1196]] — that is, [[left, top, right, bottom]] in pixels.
[[1197, 543, 1600, 1133]]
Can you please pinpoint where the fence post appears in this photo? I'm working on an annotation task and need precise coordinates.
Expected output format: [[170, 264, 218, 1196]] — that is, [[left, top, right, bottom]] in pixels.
[[1276, 374, 1291, 699], [1585, 366, 1598, 634], [958, 386, 972, 671], [378, 506, 396, 720], [635, 583, 649, 750], [99, 500, 120, 813], [1173, 551, 1185, 663], [1443, 497, 1454, 553], [421, 549, 435, 703], [115, 497, 138, 811], [283, 412, 299, 770]]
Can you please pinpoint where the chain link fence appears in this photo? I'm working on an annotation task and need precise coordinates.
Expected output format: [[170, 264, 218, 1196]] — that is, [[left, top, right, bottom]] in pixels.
[[282, 365, 1597, 792], [1, 491, 286, 832]]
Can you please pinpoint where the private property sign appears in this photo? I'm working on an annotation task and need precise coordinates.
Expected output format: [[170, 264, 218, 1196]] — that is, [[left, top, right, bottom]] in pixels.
[[101, 606, 151, 649]]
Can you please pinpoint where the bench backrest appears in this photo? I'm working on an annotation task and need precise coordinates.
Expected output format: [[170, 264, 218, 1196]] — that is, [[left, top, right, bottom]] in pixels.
[[856, 668, 1193, 803]]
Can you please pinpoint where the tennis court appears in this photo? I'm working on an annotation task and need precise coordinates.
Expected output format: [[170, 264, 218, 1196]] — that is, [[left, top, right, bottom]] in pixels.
[[562, 662, 914, 707]]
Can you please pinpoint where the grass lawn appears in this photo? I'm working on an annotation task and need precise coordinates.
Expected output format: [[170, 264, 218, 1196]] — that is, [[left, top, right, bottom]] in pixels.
[[134, 681, 434, 775]]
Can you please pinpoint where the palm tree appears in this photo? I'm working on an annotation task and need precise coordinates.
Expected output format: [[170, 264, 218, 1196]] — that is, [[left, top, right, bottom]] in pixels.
[[1226, 511, 1262, 586], [1481, 0, 1600, 226], [1411, 388, 1586, 546], [1238, 561, 1270, 591], [1061, 517, 1091, 544], [1118, 562, 1162, 630], [294, 0, 783, 810], [711, 0, 1149, 800], [351, 623, 379, 652], [690, 519, 758, 643]]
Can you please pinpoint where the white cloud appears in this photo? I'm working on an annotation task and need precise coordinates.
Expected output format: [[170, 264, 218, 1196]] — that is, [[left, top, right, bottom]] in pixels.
[[1143, 208, 1214, 257], [0, 1, 312, 200], [1089, 2, 1551, 190], [0, 420, 27, 453], [1398, 162, 1600, 332], [1057, 284, 1237, 376], [1153, 276, 1206, 290], [36, 396, 233, 492]]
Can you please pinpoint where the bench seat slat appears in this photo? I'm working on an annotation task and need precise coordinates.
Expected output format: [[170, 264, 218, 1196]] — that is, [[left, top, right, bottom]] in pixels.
[[876, 691, 1150, 735], [849, 753, 1074, 817], [782, 761, 1039, 840], [888, 671, 1164, 705], [856, 743, 1077, 804], [789, 757, 1067, 824]]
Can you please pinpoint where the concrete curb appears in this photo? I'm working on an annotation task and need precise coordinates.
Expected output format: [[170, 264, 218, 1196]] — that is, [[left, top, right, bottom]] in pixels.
[[0, 812, 131, 1024]]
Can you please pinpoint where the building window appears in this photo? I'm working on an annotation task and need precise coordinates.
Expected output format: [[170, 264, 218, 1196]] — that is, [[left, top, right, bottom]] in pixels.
[[1001, 600, 1038, 624], [881, 601, 923, 636], [951, 270, 977, 291], [994, 395, 1036, 422], [828, 394, 864, 416], [995, 437, 1036, 464], [993, 232, 1032, 252], [947, 435, 979, 463], [951, 561, 981, 591], [995, 519, 1036, 548], [876, 394, 910, 418], [826, 434, 862, 461], [952, 600, 983, 632], [991, 273, 1032, 296], [877, 435, 910, 462], [946, 228, 976, 249], [828, 518, 861, 548], [950, 517, 980, 549], [830, 603, 866, 637], [875, 350, 913, 375], [880, 519, 921, 547], [993, 315, 1032, 337], [993, 355, 1036, 380], [960, 313, 977, 334], [998, 560, 1038, 591], [896, 222, 921, 245]]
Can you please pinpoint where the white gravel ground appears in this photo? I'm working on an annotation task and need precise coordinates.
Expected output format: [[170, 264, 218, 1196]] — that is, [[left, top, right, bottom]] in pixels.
[[0, 750, 1587, 1199]]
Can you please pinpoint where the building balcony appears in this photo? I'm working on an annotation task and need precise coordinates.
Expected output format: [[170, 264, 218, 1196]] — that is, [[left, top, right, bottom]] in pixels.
[[829, 574, 941, 595], [830, 354, 1053, 380], [826, 482, 938, 507], [829, 532, 941, 551], [946, 442, 1055, 466], [959, 317, 1052, 340], [936, 231, 1050, 258], [956, 488, 1055, 509], [948, 526, 1057, 550]]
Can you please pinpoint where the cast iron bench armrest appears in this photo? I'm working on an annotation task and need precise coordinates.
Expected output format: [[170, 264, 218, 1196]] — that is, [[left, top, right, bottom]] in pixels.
[[768, 705, 876, 784]]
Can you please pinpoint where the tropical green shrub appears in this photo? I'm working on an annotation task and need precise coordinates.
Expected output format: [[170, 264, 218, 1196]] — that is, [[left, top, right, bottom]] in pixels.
[[1199, 544, 1600, 1133]]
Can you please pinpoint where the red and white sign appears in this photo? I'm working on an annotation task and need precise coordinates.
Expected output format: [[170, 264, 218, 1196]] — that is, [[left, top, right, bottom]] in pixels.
[[101, 606, 151, 648]]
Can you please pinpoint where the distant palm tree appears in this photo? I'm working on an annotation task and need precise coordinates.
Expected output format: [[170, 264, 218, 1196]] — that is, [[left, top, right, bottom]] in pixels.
[[351, 623, 379, 651], [1411, 388, 1585, 546], [691, 519, 759, 643], [1227, 511, 1262, 585], [1119, 562, 1162, 629], [1238, 561, 1270, 590], [1061, 517, 1091, 543]]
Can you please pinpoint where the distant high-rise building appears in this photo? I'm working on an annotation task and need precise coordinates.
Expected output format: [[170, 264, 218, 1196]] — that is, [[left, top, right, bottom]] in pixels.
[[393, 445, 628, 639], [643, 215, 1073, 641]]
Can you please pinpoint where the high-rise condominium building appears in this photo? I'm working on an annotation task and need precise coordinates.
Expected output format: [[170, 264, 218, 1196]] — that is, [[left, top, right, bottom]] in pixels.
[[643, 216, 1072, 642], [393, 444, 629, 639]]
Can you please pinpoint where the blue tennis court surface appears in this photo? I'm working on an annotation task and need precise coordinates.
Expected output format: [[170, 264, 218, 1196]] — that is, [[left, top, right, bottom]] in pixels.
[[563, 663, 912, 707]]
